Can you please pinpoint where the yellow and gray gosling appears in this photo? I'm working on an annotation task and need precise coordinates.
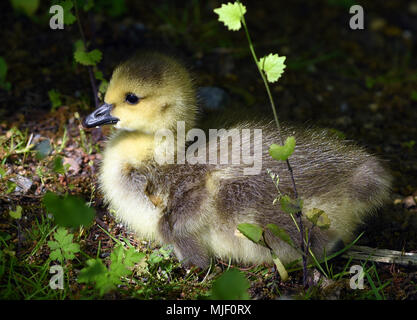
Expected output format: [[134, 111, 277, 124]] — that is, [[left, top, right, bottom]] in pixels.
[[83, 52, 392, 268]]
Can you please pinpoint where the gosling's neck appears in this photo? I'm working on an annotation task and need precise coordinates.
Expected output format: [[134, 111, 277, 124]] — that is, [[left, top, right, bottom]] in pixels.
[[104, 130, 155, 167], [104, 128, 185, 167]]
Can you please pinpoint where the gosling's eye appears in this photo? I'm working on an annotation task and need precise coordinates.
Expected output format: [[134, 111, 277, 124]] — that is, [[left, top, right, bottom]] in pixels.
[[125, 93, 140, 105]]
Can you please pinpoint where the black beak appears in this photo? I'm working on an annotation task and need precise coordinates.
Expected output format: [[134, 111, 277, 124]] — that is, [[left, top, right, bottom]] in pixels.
[[82, 103, 119, 128]]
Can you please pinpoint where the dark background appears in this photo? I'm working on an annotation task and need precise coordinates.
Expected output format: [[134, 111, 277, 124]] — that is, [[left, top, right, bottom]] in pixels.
[[1, 0, 416, 254]]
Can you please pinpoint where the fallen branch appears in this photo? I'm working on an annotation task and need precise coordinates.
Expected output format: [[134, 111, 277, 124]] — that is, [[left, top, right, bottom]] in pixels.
[[343, 245, 417, 266]]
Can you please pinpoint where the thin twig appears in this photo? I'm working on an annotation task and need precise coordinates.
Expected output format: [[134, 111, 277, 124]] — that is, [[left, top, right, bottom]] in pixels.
[[239, 4, 308, 287], [74, 0, 99, 109]]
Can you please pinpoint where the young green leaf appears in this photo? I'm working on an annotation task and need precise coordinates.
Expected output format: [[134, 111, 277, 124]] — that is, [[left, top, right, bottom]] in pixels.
[[269, 136, 296, 161], [317, 215, 331, 230], [48, 227, 80, 263], [123, 247, 146, 267], [53, 156, 70, 175], [6, 181, 16, 194], [95, 71, 109, 94], [48, 89, 62, 111], [306, 208, 331, 229], [9, 206, 22, 219], [98, 81, 108, 94], [258, 53, 286, 83], [60, 0, 76, 25], [148, 250, 164, 266], [267, 223, 294, 247], [78, 245, 145, 296], [271, 252, 288, 281], [210, 268, 250, 300], [280, 195, 303, 215], [43, 191, 95, 228], [77, 258, 110, 295], [0, 166, 6, 178], [74, 49, 102, 66], [237, 223, 263, 243], [78, 258, 107, 282], [35, 139, 52, 160], [213, 2, 246, 31]]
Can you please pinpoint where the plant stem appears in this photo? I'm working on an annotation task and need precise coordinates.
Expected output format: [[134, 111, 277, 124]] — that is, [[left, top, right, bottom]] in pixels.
[[240, 8, 308, 287], [74, 0, 99, 109]]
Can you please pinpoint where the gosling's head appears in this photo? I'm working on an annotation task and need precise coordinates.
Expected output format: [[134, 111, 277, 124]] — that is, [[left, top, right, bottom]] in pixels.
[[83, 52, 197, 134]]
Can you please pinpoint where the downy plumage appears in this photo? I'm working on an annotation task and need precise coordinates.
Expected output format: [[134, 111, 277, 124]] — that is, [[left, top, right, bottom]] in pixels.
[[83, 52, 392, 268]]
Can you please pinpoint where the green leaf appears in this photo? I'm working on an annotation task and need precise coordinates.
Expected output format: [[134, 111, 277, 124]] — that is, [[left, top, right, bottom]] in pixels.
[[95, 70, 109, 94], [258, 53, 286, 83], [78, 245, 145, 296], [237, 223, 263, 243], [48, 227, 80, 263], [280, 195, 303, 215], [124, 248, 146, 267], [6, 181, 16, 194], [10, 0, 39, 16], [0, 231, 11, 241], [148, 251, 164, 266], [306, 208, 331, 229], [267, 223, 294, 247], [210, 269, 250, 300], [94, 70, 104, 81], [411, 91, 417, 102], [53, 156, 70, 175], [9, 206, 22, 219], [365, 76, 375, 89], [78, 258, 109, 294], [35, 139, 52, 160], [213, 2, 246, 31], [43, 192, 95, 228], [269, 136, 296, 161], [271, 252, 288, 281], [48, 89, 62, 111], [0, 166, 6, 178], [49, 249, 63, 262], [78, 259, 107, 283], [47, 240, 60, 251], [74, 49, 102, 66], [60, 0, 76, 25], [98, 80, 108, 94]]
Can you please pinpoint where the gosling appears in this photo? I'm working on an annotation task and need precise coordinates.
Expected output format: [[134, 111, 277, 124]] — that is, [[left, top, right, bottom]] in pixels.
[[83, 52, 392, 269]]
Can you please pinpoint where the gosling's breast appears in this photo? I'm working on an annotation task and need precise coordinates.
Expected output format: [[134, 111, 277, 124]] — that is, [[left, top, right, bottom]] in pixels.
[[99, 150, 163, 242]]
